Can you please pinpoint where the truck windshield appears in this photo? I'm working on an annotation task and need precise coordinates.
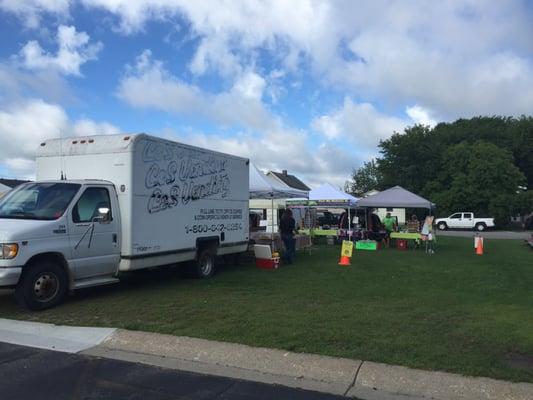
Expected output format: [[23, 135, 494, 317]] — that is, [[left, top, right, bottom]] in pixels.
[[0, 182, 81, 220]]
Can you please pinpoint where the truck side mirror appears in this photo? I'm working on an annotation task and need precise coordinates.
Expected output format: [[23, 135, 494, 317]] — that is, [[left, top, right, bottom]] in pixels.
[[94, 207, 110, 223]]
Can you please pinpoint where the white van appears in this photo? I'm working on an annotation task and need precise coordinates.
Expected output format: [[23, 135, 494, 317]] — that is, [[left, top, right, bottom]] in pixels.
[[0, 134, 249, 310]]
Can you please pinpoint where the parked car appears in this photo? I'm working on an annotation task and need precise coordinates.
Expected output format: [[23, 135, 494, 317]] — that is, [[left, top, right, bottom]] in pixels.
[[316, 210, 339, 229], [0, 134, 249, 310], [435, 212, 495, 231]]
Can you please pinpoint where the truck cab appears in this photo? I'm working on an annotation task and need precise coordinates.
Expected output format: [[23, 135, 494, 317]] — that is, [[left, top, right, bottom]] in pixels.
[[0, 180, 121, 310]]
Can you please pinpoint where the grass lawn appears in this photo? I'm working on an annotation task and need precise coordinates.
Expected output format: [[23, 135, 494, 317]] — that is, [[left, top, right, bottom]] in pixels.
[[1, 237, 532, 383]]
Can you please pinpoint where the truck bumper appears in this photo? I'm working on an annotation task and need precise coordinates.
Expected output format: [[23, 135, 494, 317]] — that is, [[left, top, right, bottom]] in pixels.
[[0, 267, 22, 287]]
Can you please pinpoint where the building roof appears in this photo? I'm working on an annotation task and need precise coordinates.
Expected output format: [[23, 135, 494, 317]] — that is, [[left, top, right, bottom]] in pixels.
[[268, 170, 311, 191], [249, 164, 308, 199], [0, 178, 30, 188]]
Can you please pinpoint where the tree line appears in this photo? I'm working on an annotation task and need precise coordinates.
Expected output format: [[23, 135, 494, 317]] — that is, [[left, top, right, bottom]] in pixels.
[[345, 116, 533, 225]]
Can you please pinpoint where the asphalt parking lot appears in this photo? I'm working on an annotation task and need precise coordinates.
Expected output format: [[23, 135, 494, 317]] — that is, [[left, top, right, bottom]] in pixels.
[[0, 342, 349, 400]]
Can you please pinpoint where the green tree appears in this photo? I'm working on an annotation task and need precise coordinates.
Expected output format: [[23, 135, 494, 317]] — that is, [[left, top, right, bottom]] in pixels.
[[427, 141, 526, 218], [345, 159, 382, 196], [378, 125, 441, 196], [374, 116, 532, 222], [512, 190, 533, 225]]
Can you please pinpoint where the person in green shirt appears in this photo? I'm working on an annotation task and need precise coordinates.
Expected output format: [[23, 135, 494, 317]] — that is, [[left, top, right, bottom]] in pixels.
[[383, 213, 396, 247]]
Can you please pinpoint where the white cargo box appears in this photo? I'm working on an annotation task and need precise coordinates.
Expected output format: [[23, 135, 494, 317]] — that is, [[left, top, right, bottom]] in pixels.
[[36, 134, 250, 270]]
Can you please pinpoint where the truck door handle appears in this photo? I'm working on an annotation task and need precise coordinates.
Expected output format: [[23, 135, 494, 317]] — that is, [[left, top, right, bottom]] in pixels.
[[112, 234, 118, 243]]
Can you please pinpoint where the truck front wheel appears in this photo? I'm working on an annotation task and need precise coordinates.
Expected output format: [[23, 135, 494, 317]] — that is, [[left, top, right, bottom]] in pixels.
[[15, 261, 68, 311], [195, 248, 215, 279], [475, 223, 486, 232], [437, 222, 448, 231]]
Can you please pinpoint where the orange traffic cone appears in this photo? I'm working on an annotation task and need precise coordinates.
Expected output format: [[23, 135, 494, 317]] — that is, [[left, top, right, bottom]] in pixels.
[[475, 237, 484, 255], [338, 255, 351, 266]]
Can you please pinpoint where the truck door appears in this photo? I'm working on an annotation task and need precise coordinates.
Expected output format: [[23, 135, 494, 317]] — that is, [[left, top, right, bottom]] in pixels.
[[448, 213, 462, 228], [460, 213, 474, 228], [68, 186, 120, 279]]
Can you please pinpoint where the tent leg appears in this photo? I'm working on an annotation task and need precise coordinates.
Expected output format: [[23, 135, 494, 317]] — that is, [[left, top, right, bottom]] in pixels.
[[365, 209, 369, 239], [271, 198, 274, 249], [348, 208, 351, 241]]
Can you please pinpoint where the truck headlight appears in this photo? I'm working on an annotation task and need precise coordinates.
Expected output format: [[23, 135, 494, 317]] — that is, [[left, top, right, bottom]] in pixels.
[[0, 243, 19, 259]]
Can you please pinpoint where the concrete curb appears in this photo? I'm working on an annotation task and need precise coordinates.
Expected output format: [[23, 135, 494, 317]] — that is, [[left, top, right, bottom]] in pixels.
[[81, 329, 533, 400], [0, 318, 116, 353], [352, 361, 533, 400], [1, 319, 532, 400], [83, 329, 361, 396]]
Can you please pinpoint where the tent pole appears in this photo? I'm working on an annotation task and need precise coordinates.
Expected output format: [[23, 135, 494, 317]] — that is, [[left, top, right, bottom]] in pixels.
[[365, 208, 368, 236], [348, 207, 351, 240], [271, 197, 274, 247]]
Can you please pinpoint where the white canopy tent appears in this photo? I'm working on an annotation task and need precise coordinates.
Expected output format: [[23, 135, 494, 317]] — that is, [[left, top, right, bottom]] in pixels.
[[311, 183, 359, 237], [287, 183, 359, 237], [249, 163, 308, 237], [309, 183, 359, 206]]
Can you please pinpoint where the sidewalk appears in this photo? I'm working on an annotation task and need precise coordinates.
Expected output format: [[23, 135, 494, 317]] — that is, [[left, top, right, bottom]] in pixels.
[[1, 318, 532, 400]]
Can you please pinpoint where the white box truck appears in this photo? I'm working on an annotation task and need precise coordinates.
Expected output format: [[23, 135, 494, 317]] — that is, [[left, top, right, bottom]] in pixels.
[[0, 134, 249, 310]]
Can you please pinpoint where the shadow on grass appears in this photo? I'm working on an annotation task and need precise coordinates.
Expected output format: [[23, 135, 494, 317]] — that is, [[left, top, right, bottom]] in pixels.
[[0, 255, 252, 310], [72, 256, 253, 303]]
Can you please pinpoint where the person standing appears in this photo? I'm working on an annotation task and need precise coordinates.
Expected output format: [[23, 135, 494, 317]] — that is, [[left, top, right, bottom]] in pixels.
[[383, 212, 396, 247], [280, 209, 297, 264]]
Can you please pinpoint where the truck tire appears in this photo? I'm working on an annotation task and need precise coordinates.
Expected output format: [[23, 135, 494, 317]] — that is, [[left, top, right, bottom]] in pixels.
[[195, 248, 215, 279], [475, 223, 486, 232], [437, 222, 448, 231], [15, 261, 68, 311]]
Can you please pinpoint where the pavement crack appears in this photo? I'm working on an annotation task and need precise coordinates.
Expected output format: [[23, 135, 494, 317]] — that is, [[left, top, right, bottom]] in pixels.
[[343, 361, 364, 397], [212, 381, 237, 399]]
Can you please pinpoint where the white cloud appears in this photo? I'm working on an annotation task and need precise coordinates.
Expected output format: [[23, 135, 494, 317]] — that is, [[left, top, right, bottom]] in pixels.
[[312, 98, 407, 146], [0, 62, 73, 104], [175, 126, 356, 188], [19, 25, 102, 76], [3, 0, 533, 183], [0, 99, 69, 159], [232, 71, 265, 100], [4, 158, 36, 180], [0, 0, 70, 29], [116, 50, 357, 186], [77, 0, 533, 118], [117, 50, 274, 131], [72, 118, 121, 136], [0, 99, 120, 177], [405, 105, 437, 127]]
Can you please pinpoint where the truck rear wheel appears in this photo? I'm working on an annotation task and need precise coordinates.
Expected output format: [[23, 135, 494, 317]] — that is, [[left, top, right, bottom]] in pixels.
[[195, 248, 215, 279], [475, 223, 486, 232], [15, 261, 68, 311]]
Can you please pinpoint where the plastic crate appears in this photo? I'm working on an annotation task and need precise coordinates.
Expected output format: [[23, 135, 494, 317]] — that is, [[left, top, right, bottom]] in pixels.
[[396, 239, 407, 250], [355, 240, 378, 251], [255, 257, 280, 270]]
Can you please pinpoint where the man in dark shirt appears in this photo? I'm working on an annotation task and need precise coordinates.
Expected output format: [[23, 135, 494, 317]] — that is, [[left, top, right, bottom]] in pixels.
[[279, 209, 297, 264]]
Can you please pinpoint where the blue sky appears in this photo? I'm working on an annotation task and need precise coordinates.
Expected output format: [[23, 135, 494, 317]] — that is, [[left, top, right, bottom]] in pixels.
[[1, 1, 533, 186]]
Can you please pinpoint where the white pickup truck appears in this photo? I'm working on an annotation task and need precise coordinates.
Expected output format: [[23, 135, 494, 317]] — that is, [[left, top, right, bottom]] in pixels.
[[435, 212, 495, 231]]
